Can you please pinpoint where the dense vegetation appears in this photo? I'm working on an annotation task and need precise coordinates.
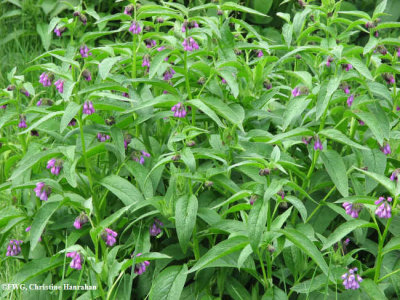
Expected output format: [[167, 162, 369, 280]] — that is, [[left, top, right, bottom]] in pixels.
[[1, 0, 400, 299]]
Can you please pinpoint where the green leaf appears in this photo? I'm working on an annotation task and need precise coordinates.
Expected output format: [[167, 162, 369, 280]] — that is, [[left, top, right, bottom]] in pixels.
[[382, 237, 400, 255], [354, 103, 389, 145], [13, 256, 64, 284], [99, 57, 121, 80], [99, 175, 144, 206], [363, 36, 378, 55], [266, 127, 314, 144], [188, 236, 249, 273], [149, 265, 187, 300], [19, 111, 64, 135], [367, 81, 392, 102], [346, 57, 373, 80], [322, 220, 371, 250], [316, 77, 341, 120], [319, 128, 368, 150], [283, 96, 311, 131], [128, 78, 178, 95], [187, 99, 226, 128], [222, 2, 268, 17], [110, 127, 125, 162], [355, 167, 395, 195], [225, 276, 252, 300], [373, 0, 387, 17], [285, 195, 307, 223], [286, 71, 312, 89], [218, 69, 239, 98], [60, 102, 81, 132], [175, 195, 198, 253], [36, 23, 51, 51], [180, 148, 196, 173], [30, 196, 62, 251], [202, 97, 243, 130], [279, 228, 330, 277], [149, 50, 172, 79], [361, 279, 387, 300], [248, 180, 283, 252], [320, 150, 348, 197], [61, 81, 76, 101], [282, 23, 293, 47]]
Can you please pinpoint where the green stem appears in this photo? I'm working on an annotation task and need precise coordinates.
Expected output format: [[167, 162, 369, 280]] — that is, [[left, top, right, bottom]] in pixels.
[[258, 250, 269, 291], [306, 186, 336, 223]]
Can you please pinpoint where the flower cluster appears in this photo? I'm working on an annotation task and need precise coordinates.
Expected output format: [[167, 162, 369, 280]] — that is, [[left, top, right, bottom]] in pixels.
[[80, 45, 92, 58], [182, 37, 199, 52], [34, 182, 51, 201], [66, 251, 83, 270], [54, 27, 66, 37], [390, 169, 400, 181], [97, 133, 111, 142], [346, 94, 354, 107], [375, 197, 392, 219], [129, 21, 141, 34], [83, 101, 95, 115], [18, 115, 27, 128], [381, 143, 391, 155], [326, 56, 334, 67], [182, 20, 199, 32], [313, 137, 323, 151], [171, 102, 187, 118], [163, 68, 176, 81], [134, 253, 150, 275], [82, 69, 92, 81], [101, 228, 117, 246], [46, 158, 63, 175], [74, 213, 89, 229], [150, 219, 164, 236], [341, 268, 363, 290], [133, 151, 151, 164], [54, 79, 64, 93], [6, 240, 23, 256], [39, 72, 52, 87], [342, 202, 363, 218]]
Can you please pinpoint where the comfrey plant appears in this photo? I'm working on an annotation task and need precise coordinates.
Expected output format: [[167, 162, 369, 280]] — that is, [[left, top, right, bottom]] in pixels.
[[1, 0, 400, 299]]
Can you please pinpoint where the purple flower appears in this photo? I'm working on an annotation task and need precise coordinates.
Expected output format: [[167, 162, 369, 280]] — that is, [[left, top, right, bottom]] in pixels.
[[39, 72, 52, 87], [134, 253, 150, 275], [344, 238, 350, 245], [342, 202, 363, 218], [54, 79, 64, 93], [157, 46, 166, 52], [397, 48, 400, 58], [1, 105, 7, 109], [171, 102, 187, 118], [68, 118, 77, 126], [82, 69, 92, 81], [46, 158, 62, 175], [18, 115, 27, 128], [97, 133, 111, 142], [313, 137, 323, 151], [124, 4, 134, 15], [358, 120, 365, 126], [292, 87, 301, 97], [80, 45, 92, 58], [83, 101, 95, 115], [221, 78, 227, 84], [54, 27, 66, 37], [302, 136, 312, 144], [182, 37, 199, 52], [345, 64, 353, 71], [34, 182, 51, 201], [347, 94, 354, 107], [390, 169, 400, 181], [381, 143, 391, 155], [129, 21, 141, 34], [36, 99, 42, 106], [163, 68, 176, 81], [74, 213, 89, 229], [25, 226, 31, 232], [278, 190, 285, 200], [146, 39, 157, 48], [257, 50, 264, 57], [124, 135, 132, 149], [31, 130, 39, 136], [375, 196, 392, 219], [66, 251, 83, 270], [150, 218, 163, 236], [142, 55, 150, 67], [326, 56, 334, 67], [20, 89, 30, 97], [6, 240, 23, 256], [342, 268, 362, 290], [101, 228, 117, 246]]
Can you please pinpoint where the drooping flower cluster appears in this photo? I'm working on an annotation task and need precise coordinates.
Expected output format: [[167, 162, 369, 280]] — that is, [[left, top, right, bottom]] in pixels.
[[291, 86, 309, 97], [380, 143, 391, 155], [101, 228, 117, 246], [66, 251, 83, 270], [6, 239, 22, 256], [124, 4, 134, 15], [68, 118, 77, 126], [82, 69, 92, 81], [74, 213, 89, 229], [124, 135, 132, 149], [340, 83, 350, 94], [171, 102, 187, 118], [20, 88, 30, 97], [134, 253, 150, 275], [163, 68, 176, 81], [256, 50, 264, 57], [375, 196, 392, 219], [97, 133, 111, 142], [343, 64, 353, 71], [182, 20, 199, 32], [182, 37, 199, 52], [390, 169, 400, 181], [313, 136, 323, 151], [34, 182, 51, 201], [382, 73, 395, 85], [142, 55, 150, 68], [133, 150, 151, 164], [80, 45, 92, 58], [150, 219, 164, 236], [342, 202, 363, 218], [347, 94, 354, 107], [341, 268, 363, 290], [46, 158, 63, 175], [326, 56, 334, 67], [145, 39, 157, 48], [83, 101, 95, 115], [39, 72, 52, 87], [129, 21, 141, 34], [18, 115, 27, 128], [54, 27, 66, 37], [54, 79, 64, 93]]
